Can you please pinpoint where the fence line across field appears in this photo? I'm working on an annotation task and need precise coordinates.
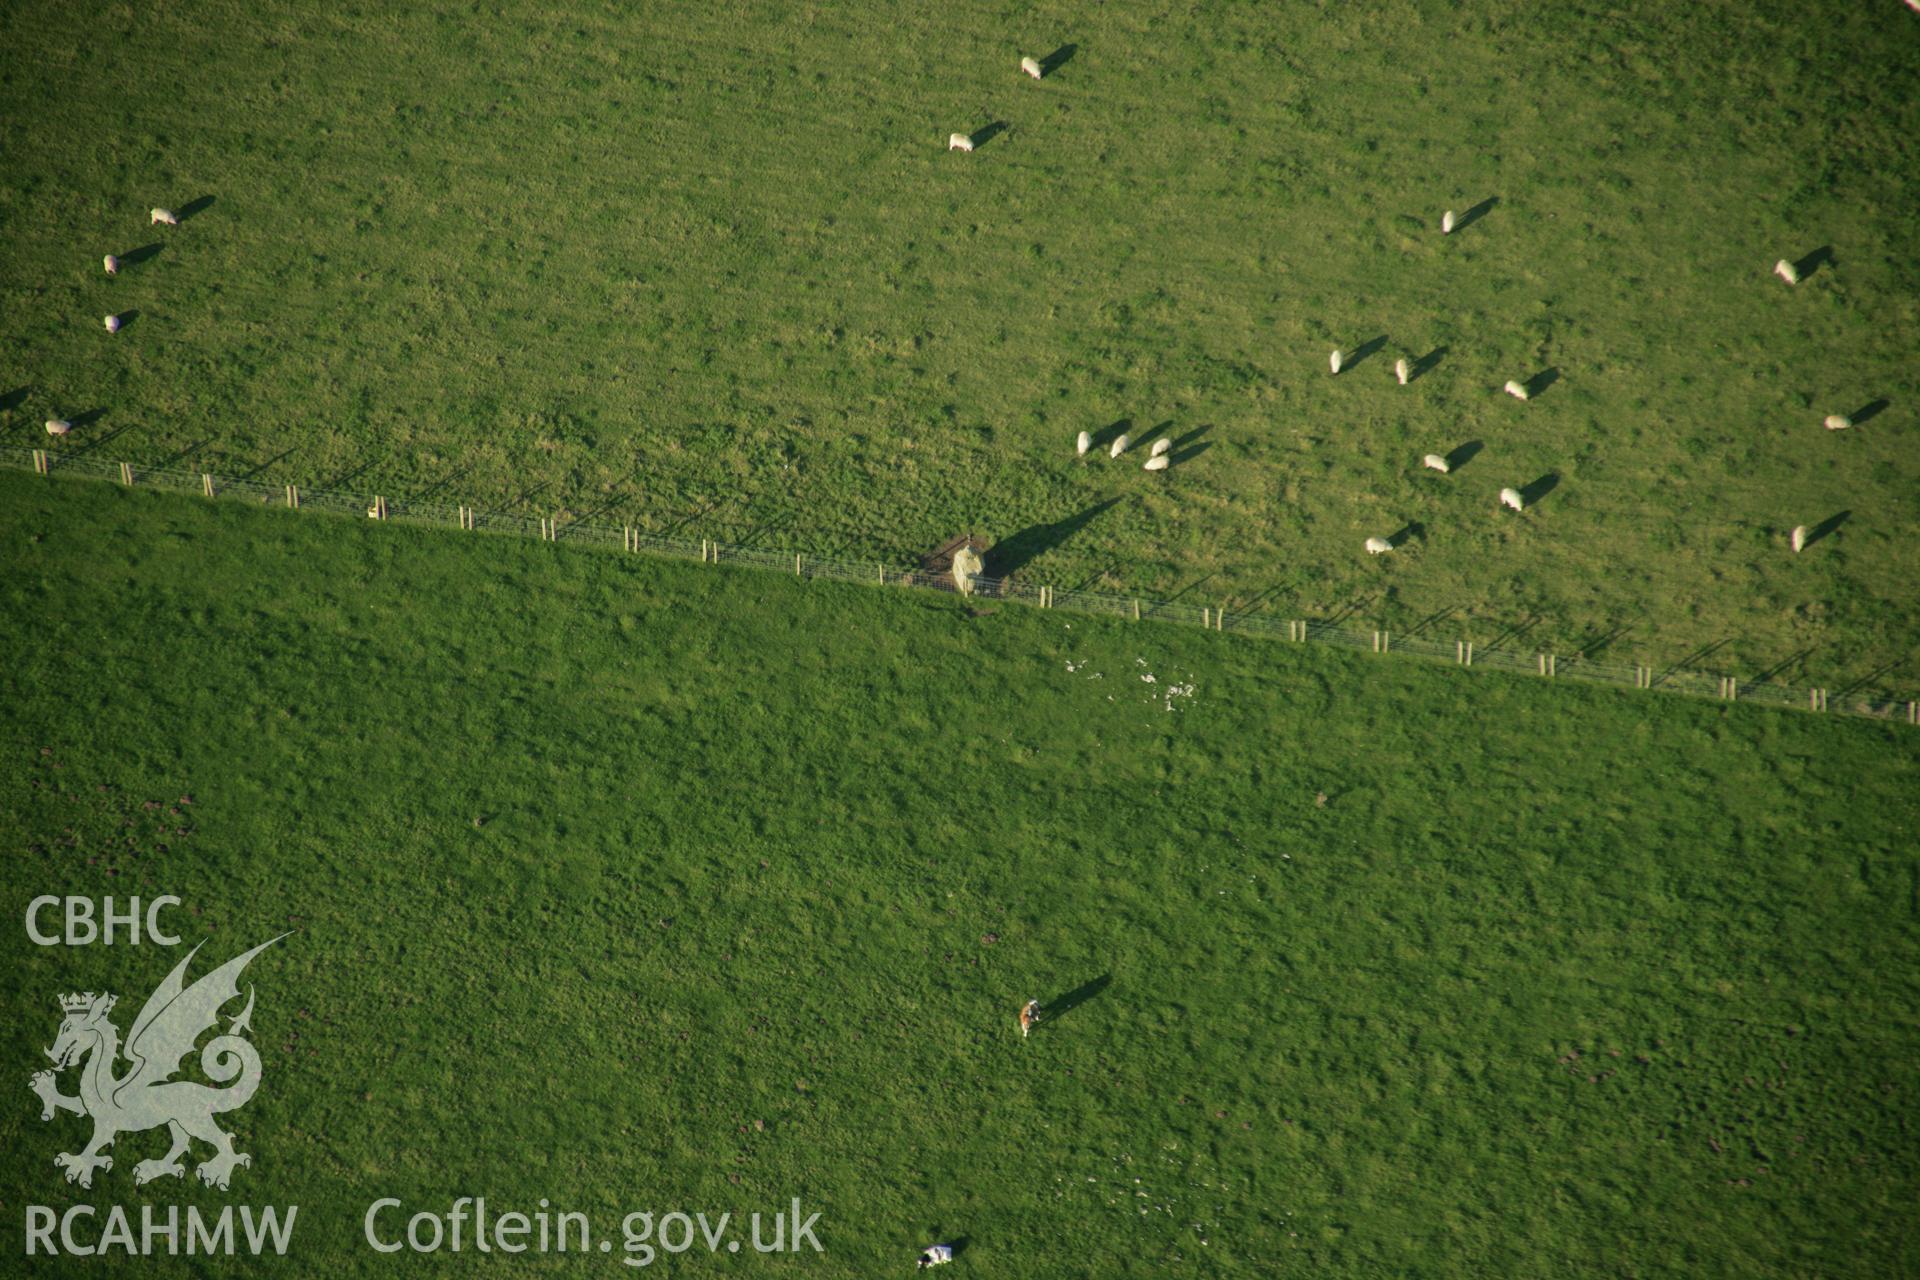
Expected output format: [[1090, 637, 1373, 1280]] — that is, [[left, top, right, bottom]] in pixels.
[[10, 445, 1915, 727]]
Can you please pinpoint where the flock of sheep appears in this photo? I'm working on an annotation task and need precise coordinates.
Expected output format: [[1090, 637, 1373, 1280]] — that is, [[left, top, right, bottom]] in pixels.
[[42, 207, 181, 437], [949, 54, 1869, 564]]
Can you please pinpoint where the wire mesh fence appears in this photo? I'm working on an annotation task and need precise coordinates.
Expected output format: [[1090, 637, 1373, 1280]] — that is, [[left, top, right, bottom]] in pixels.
[[9, 444, 1915, 727]]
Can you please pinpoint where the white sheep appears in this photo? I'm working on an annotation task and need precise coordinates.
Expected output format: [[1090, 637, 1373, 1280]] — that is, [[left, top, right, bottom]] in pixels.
[[1021, 56, 1043, 80], [1422, 453, 1450, 473], [1823, 413, 1851, 431], [948, 133, 974, 152], [1329, 349, 1343, 375], [1109, 433, 1131, 458], [1144, 454, 1170, 472], [1499, 487, 1525, 511], [1790, 524, 1807, 553], [1150, 438, 1171, 458], [1773, 259, 1799, 285], [1395, 357, 1409, 385], [45, 418, 72, 436], [1503, 379, 1529, 400], [1076, 430, 1091, 456], [104, 254, 119, 275], [1441, 210, 1456, 234], [151, 208, 178, 225], [104, 314, 121, 333], [1365, 536, 1393, 555]]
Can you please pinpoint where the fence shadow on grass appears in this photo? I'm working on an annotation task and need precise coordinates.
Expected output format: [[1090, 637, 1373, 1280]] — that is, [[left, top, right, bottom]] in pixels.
[[1653, 637, 1730, 689], [1040, 975, 1110, 1027], [232, 446, 299, 483], [989, 496, 1121, 577]]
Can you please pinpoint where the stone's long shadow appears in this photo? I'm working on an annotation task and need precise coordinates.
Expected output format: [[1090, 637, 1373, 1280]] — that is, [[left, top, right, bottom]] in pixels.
[[988, 497, 1121, 577]]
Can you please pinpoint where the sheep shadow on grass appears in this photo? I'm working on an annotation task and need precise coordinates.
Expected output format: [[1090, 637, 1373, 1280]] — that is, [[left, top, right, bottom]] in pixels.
[[1791, 245, 1834, 281], [1407, 345, 1448, 382], [987, 496, 1122, 577], [1385, 521, 1423, 550], [1522, 367, 1560, 399], [109, 309, 140, 332], [1519, 472, 1560, 507], [176, 195, 216, 222], [1040, 44, 1078, 75], [1089, 417, 1132, 452], [1039, 974, 1110, 1027], [1452, 196, 1499, 233], [1801, 509, 1850, 549], [1443, 439, 1483, 471], [1345, 334, 1389, 369], [118, 243, 164, 268], [968, 121, 1009, 150], [0, 386, 27, 415], [1850, 398, 1889, 427]]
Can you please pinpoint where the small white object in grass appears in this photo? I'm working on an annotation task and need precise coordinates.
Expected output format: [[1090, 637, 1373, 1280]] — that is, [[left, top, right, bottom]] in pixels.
[[1823, 413, 1851, 431], [1143, 454, 1169, 472], [1329, 349, 1343, 375], [1076, 429, 1091, 456], [1500, 486, 1525, 511], [1109, 432, 1131, 458], [1791, 524, 1807, 553], [1422, 453, 1450, 473], [1503, 379, 1529, 400], [45, 418, 72, 436], [1021, 55, 1043, 79], [1364, 536, 1392, 554], [948, 133, 974, 152], [103, 254, 119, 275], [104, 314, 121, 333], [1150, 437, 1171, 458], [1394, 357, 1409, 385], [1774, 258, 1799, 285], [151, 207, 178, 225], [1441, 209, 1455, 234]]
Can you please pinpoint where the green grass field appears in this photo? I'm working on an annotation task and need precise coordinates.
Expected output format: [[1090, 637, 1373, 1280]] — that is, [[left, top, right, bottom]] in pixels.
[[3, 472, 1916, 1276], [2, 2, 1916, 688]]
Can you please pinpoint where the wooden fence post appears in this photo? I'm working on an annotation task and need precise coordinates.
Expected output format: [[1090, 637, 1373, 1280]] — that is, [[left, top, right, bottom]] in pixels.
[[1216, 604, 1225, 632], [286, 484, 298, 509], [33, 449, 48, 475], [201, 473, 214, 497], [1133, 599, 1141, 621], [795, 552, 803, 577], [1202, 606, 1210, 629], [119, 461, 134, 485]]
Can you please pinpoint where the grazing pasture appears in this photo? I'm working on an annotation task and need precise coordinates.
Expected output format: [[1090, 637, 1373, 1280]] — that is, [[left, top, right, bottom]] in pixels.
[[1, 474, 1916, 1277], [1, 2, 1916, 687]]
